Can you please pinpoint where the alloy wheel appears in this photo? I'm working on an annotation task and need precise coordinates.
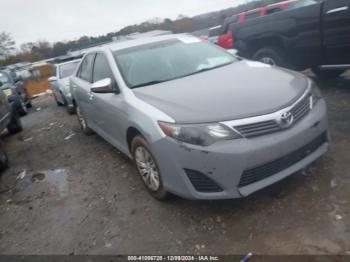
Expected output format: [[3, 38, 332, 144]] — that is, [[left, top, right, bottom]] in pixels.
[[134, 146, 160, 192]]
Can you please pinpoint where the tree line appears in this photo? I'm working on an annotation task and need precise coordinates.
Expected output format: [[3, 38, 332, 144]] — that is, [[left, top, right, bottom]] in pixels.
[[0, 0, 284, 67]]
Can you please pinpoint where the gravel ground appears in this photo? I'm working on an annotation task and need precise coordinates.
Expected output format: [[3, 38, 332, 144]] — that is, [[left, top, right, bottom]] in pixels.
[[0, 72, 350, 255]]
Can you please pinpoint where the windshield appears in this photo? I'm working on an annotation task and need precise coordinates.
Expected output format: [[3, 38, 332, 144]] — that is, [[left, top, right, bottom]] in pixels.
[[59, 61, 80, 79], [0, 72, 11, 88], [113, 38, 236, 88]]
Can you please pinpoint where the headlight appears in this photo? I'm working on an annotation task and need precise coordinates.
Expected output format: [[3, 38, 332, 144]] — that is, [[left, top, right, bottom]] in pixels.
[[310, 79, 322, 107], [158, 122, 242, 146], [3, 89, 13, 97]]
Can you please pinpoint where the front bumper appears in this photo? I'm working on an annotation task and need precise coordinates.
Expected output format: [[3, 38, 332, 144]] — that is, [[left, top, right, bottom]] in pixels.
[[151, 100, 329, 200]]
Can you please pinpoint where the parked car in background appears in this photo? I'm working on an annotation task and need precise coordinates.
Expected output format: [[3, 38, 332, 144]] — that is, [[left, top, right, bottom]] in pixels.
[[218, 0, 350, 78], [0, 70, 32, 116], [0, 89, 23, 172], [70, 34, 329, 201], [49, 59, 81, 114]]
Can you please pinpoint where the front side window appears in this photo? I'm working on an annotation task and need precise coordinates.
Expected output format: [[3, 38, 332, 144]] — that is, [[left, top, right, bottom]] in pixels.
[[93, 54, 115, 84], [245, 11, 261, 20], [59, 61, 80, 79], [79, 54, 95, 83], [113, 38, 236, 89]]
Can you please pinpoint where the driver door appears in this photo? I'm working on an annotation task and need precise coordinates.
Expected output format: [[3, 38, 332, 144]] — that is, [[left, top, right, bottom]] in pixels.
[[89, 52, 126, 151], [323, 0, 350, 64]]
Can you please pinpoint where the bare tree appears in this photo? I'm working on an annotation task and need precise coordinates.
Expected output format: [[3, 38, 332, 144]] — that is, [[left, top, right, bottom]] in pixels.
[[0, 31, 15, 57]]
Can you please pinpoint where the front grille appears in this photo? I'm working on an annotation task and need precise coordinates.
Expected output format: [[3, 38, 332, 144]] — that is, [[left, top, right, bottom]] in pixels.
[[235, 120, 281, 138], [291, 94, 311, 122], [234, 92, 312, 138], [185, 169, 223, 193], [238, 132, 327, 187]]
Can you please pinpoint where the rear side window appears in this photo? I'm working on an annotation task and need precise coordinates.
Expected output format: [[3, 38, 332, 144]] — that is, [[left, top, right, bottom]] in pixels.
[[288, 0, 318, 10], [222, 15, 238, 33], [93, 53, 116, 84], [79, 54, 95, 83], [0, 72, 11, 86], [265, 7, 283, 14], [245, 11, 260, 20]]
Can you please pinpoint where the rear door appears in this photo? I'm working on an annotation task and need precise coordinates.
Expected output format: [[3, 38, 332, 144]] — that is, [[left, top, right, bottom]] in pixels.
[[323, 0, 350, 64], [71, 53, 96, 126]]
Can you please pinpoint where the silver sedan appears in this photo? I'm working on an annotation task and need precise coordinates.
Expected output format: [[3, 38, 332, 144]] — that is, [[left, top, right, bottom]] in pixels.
[[70, 34, 329, 201]]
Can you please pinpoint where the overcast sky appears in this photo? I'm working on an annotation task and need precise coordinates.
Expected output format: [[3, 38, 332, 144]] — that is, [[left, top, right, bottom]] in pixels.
[[0, 0, 247, 46]]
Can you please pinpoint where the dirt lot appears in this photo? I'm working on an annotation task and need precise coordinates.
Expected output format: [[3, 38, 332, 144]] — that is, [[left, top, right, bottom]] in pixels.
[[0, 73, 350, 255]]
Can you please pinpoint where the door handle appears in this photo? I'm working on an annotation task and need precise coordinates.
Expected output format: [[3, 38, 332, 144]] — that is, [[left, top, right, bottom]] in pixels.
[[327, 6, 348, 14]]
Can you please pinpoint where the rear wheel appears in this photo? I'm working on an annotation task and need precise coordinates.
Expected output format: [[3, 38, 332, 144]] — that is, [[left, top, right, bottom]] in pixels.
[[7, 110, 23, 134], [67, 106, 76, 115], [26, 101, 32, 108], [76, 106, 94, 135], [312, 67, 346, 80], [60, 92, 68, 106], [131, 135, 169, 201], [253, 47, 290, 68], [0, 145, 9, 172], [53, 93, 63, 106], [12, 97, 28, 116]]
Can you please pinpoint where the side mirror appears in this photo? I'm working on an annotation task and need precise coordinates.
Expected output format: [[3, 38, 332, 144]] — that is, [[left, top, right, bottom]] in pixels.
[[91, 78, 115, 94], [48, 76, 57, 82], [227, 49, 238, 56]]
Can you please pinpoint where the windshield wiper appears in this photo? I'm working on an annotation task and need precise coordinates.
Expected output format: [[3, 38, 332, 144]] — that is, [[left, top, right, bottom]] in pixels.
[[131, 80, 166, 89], [181, 62, 233, 78]]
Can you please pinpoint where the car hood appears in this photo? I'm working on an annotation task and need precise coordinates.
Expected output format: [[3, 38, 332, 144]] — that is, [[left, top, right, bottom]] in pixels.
[[133, 60, 308, 124]]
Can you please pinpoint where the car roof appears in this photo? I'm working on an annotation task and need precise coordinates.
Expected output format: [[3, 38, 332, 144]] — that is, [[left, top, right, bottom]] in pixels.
[[266, 0, 297, 8], [56, 59, 81, 67], [92, 34, 198, 53]]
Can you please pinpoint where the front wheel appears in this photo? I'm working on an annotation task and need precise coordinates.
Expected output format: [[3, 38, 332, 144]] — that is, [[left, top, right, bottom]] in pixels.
[[131, 135, 169, 201], [7, 110, 23, 134]]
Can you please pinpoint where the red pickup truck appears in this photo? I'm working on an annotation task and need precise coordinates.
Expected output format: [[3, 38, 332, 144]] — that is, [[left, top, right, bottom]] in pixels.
[[217, 0, 350, 78], [218, 0, 298, 49]]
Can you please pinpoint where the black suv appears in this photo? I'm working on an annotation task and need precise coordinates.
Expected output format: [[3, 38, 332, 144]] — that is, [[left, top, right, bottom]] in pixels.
[[0, 88, 23, 171], [0, 70, 32, 116]]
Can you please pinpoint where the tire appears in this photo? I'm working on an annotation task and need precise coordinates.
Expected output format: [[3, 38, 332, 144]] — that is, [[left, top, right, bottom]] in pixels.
[[53, 93, 63, 106], [0, 144, 9, 172], [14, 97, 28, 116], [67, 106, 76, 115], [26, 101, 32, 108], [60, 92, 68, 106], [76, 106, 94, 135], [253, 47, 290, 68], [7, 110, 23, 134], [131, 135, 169, 201], [312, 67, 346, 80]]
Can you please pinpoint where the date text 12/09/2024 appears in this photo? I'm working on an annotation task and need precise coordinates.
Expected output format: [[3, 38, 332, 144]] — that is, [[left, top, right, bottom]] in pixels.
[[127, 256, 221, 261]]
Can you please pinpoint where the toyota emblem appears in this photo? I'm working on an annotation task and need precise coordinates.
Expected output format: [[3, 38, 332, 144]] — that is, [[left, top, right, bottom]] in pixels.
[[279, 112, 294, 128]]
